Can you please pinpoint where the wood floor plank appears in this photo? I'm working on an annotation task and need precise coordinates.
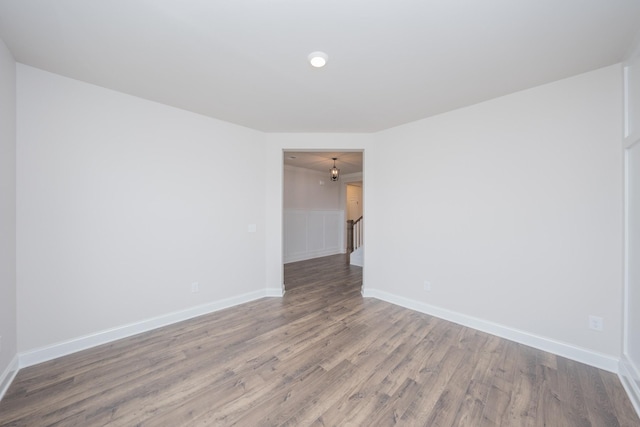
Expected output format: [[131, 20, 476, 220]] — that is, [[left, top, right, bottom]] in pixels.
[[293, 314, 413, 425], [1, 254, 638, 426], [556, 357, 594, 426], [504, 344, 539, 426], [396, 324, 468, 423], [450, 334, 503, 426], [601, 370, 640, 427], [575, 359, 621, 427]]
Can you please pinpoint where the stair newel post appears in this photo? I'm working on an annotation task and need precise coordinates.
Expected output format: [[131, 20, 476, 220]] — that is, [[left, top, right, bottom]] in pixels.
[[346, 219, 354, 263]]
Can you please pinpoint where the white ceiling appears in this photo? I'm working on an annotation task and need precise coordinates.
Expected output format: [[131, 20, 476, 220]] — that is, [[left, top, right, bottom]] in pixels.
[[0, 1, 639, 133], [284, 151, 363, 175]]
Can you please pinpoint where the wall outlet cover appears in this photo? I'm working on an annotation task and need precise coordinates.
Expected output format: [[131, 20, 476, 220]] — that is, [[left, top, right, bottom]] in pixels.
[[588, 315, 603, 331]]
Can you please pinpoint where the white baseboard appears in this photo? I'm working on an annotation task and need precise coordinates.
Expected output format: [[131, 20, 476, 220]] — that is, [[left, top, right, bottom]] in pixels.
[[20, 289, 281, 369], [619, 355, 640, 418], [0, 355, 19, 402], [284, 248, 343, 264], [265, 287, 284, 297], [363, 288, 620, 373]]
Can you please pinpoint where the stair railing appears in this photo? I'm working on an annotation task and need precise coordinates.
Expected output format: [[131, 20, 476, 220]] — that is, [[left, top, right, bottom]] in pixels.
[[346, 216, 363, 255]]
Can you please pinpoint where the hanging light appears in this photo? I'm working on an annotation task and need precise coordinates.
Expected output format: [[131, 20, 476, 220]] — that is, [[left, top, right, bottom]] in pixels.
[[330, 157, 340, 181]]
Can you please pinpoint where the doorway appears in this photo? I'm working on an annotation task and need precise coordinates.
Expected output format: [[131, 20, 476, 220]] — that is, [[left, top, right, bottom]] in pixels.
[[282, 150, 364, 291]]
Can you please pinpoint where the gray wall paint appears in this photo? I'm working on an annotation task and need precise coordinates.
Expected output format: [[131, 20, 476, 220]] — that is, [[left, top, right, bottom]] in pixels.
[[16, 65, 267, 351], [0, 36, 17, 381], [368, 65, 623, 357], [623, 42, 640, 411]]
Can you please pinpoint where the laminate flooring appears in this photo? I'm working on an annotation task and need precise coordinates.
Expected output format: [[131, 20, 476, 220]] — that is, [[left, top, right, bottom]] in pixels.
[[1, 254, 638, 426]]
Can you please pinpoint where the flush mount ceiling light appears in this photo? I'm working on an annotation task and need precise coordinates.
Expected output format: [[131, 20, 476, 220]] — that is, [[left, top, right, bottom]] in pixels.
[[308, 51, 328, 68], [330, 157, 340, 181]]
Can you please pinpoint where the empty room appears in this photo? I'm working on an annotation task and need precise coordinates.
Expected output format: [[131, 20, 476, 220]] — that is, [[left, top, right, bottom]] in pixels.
[[1, 1, 640, 425]]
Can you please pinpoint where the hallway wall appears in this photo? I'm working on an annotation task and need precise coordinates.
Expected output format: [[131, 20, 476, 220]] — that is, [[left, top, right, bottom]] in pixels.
[[283, 166, 344, 262]]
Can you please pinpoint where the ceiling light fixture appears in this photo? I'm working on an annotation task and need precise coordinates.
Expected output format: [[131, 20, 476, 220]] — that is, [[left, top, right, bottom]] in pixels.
[[308, 51, 328, 68], [330, 157, 340, 181]]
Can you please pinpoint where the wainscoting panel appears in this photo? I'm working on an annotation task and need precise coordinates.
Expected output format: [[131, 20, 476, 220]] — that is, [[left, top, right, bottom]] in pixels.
[[284, 210, 344, 263]]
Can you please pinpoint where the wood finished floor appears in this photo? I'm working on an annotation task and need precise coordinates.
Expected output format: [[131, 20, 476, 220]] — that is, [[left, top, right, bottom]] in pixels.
[[1, 254, 639, 426]]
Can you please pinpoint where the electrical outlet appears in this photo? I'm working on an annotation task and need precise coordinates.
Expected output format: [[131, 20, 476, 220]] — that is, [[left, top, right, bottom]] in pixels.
[[423, 280, 431, 291], [191, 282, 199, 293], [588, 315, 603, 331]]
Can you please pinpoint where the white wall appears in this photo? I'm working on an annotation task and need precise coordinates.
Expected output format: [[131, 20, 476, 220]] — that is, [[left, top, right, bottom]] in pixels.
[[346, 184, 363, 221], [283, 210, 344, 263], [366, 65, 624, 365], [283, 165, 341, 210], [0, 37, 17, 394], [16, 65, 267, 353], [283, 165, 343, 263], [622, 41, 640, 413]]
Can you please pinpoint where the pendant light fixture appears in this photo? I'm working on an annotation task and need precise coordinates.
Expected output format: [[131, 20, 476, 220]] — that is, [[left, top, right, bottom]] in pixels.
[[330, 157, 340, 181]]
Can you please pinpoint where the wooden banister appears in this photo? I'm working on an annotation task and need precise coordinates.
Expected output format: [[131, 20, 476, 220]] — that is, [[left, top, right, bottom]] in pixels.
[[346, 216, 363, 263]]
